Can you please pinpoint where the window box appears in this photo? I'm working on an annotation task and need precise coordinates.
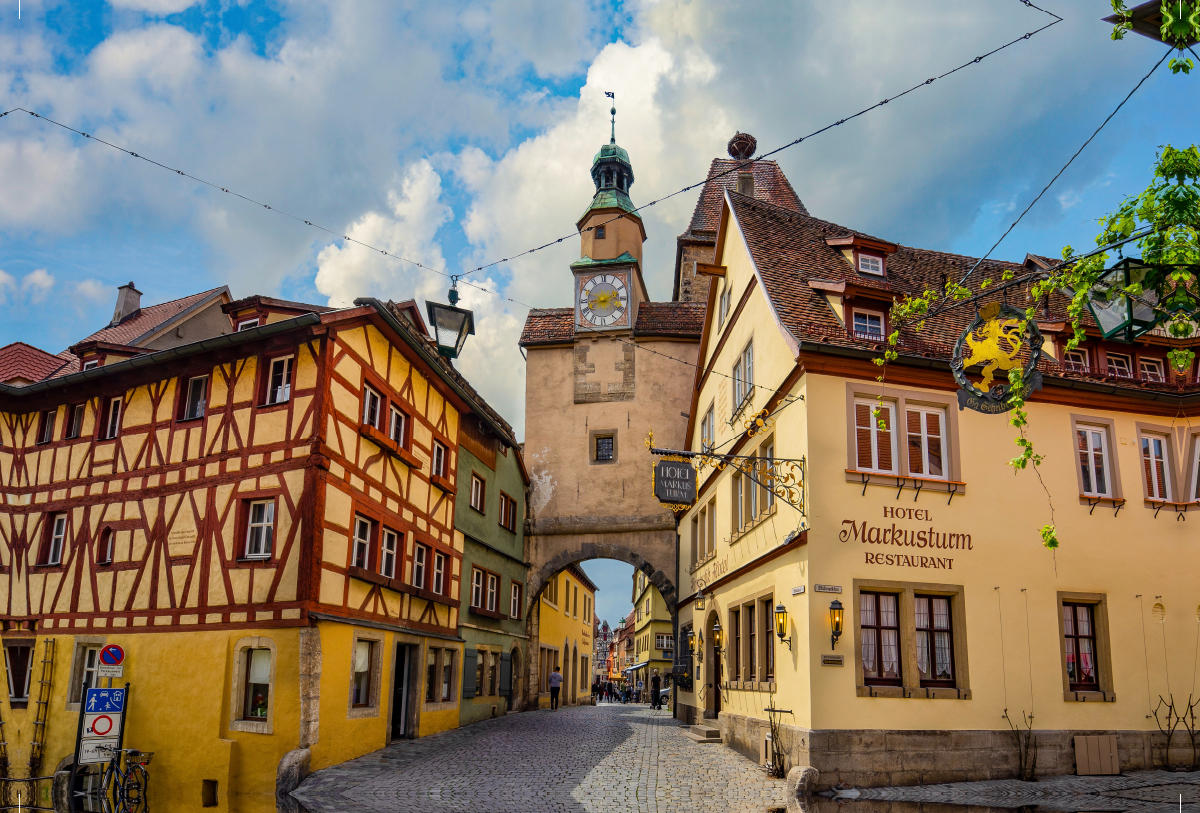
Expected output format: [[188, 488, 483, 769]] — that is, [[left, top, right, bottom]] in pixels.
[[469, 604, 507, 620], [397, 446, 423, 470], [348, 565, 391, 588], [430, 473, 456, 494]]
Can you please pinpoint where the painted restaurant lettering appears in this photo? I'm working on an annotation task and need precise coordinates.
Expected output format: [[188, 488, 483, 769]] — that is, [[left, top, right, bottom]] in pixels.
[[839, 506, 972, 551]]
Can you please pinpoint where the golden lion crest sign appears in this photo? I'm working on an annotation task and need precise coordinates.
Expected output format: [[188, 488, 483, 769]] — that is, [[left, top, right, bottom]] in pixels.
[[950, 302, 1043, 413]]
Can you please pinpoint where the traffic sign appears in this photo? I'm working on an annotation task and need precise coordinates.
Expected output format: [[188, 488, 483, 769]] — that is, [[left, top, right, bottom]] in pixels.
[[77, 737, 120, 765], [99, 645, 125, 666], [96, 664, 124, 679], [84, 712, 121, 738], [84, 687, 125, 714]]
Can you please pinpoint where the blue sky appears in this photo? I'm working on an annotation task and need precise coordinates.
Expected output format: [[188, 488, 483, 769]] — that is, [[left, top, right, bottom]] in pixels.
[[4, 0, 1199, 615]]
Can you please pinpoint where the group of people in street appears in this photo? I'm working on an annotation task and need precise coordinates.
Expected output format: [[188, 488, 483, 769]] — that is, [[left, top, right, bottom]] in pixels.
[[592, 669, 667, 709]]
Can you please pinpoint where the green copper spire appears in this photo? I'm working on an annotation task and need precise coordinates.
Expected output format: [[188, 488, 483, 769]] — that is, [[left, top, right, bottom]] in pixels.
[[580, 92, 637, 224]]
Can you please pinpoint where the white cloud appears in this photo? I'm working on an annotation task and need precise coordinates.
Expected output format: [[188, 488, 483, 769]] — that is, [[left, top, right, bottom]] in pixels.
[[0, 271, 15, 306], [20, 269, 54, 304], [108, 0, 201, 13]]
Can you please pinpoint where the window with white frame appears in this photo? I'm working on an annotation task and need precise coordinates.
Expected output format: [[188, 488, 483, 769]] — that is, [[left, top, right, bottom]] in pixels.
[[352, 639, 376, 707], [1106, 353, 1133, 378], [266, 356, 293, 405], [390, 405, 408, 446], [66, 404, 84, 440], [763, 440, 776, 510], [732, 342, 754, 410], [413, 543, 428, 589], [487, 573, 499, 612], [499, 492, 517, 531], [4, 645, 32, 703], [380, 528, 398, 578], [362, 386, 382, 429], [701, 405, 715, 453], [78, 645, 101, 694], [98, 528, 115, 564], [656, 634, 674, 650], [432, 441, 447, 478], [732, 474, 745, 532], [45, 513, 67, 565], [433, 551, 446, 594], [1142, 434, 1170, 500], [237, 318, 260, 331], [242, 648, 272, 720], [470, 474, 485, 512], [852, 310, 884, 338], [1140, 357, 1165, 382], [38, 409, 55, 444], [183, 375, 208, 420], [717, 284, 732, 329], [510, 583, 523, 619], [245, 500, 275, 559], [1063, 348, 1089, 372], [82, 359, 99, 371], [352, 516, 372, 570], [858, 253, 884, 275], [853, 400, 897, 474], [472, 568, 485, 608], [905, 406, 946, 479], [104, 397, 122, 440], [1076, 426, 1111, 497]]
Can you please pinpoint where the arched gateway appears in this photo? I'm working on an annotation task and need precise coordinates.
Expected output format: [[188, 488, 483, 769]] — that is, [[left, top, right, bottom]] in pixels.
[[519, 123, 702, 709]]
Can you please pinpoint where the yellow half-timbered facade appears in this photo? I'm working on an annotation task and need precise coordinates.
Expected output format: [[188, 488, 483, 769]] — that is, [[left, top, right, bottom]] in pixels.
[[0, 293, 508, 811]]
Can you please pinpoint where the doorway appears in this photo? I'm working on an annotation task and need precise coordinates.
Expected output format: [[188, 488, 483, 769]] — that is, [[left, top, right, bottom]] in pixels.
[[704, 611, 721, 718], [391, 644, 415, 739]]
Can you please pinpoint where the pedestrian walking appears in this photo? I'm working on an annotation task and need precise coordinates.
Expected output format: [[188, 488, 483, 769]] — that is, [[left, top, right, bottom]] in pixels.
[[592, 679, 600, 702], [606, 680, 614, 702], [549, 666, 563, 710], [650, 670, 661, 709]]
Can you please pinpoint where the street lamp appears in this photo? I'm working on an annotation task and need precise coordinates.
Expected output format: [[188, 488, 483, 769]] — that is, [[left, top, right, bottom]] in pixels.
[[774, 603, 793, 652], [687, 628, 696, 654], [711, 620, 723, 654], [829, 599, 844, 650], [425, 282, 475, 360]]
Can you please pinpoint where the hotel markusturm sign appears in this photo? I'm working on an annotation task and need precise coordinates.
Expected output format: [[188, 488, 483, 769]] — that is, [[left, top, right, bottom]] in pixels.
[[841, 506, 971, 570], [654, 460, 697, 506]]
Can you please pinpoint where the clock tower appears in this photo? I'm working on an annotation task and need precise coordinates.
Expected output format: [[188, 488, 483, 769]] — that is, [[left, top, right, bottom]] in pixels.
[[573, 122, 649, 333]]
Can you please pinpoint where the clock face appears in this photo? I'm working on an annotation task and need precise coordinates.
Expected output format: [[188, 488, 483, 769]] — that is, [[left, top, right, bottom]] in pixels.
[[579, 274, 629, 327]]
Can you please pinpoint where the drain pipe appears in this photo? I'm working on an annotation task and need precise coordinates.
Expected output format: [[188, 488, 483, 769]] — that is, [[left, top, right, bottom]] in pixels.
[[672, 529, 680, 720]]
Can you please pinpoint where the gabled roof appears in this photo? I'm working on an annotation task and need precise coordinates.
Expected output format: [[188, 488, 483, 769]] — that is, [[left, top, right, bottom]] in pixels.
[[633, 302, 706, 339], [76, 287, 230, 349], [684, 159, 807, 241], [0, 342, 70, 385], [222, 295, 332, 317], [519, 308, 575, 347]]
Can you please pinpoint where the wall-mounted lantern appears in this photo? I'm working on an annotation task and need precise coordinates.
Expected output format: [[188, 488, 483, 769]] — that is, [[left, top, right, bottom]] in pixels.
[[712, 619, 723, 654], [774, 603, 793, 652], [829, 599, 844, 650]]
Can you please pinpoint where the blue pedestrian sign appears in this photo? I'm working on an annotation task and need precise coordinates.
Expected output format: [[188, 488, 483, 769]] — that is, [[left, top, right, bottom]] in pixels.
[[84, 687, 125, 714]]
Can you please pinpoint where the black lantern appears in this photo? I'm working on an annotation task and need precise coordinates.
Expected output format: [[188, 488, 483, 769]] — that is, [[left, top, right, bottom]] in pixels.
[[712, 620, 723, 653], [829, 599, 844, 650], [774, 603, 793, 652], [687, 628, 696, 653], [426, 283, 475, 360]]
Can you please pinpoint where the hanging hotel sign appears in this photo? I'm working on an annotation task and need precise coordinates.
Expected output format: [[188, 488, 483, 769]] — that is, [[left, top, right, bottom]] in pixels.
[[950, 302, 1043, 414], [654, 460, 697, 508]]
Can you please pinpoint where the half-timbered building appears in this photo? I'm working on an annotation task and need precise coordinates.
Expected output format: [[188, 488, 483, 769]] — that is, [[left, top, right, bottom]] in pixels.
[[0, 286, 513, 811]]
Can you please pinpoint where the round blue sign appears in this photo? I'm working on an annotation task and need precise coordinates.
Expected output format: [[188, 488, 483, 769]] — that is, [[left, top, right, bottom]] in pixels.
[[99, 644, 125, 666]]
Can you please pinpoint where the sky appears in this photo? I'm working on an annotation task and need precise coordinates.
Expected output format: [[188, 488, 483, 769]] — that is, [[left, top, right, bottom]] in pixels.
[[3, 0, 1199, 611]]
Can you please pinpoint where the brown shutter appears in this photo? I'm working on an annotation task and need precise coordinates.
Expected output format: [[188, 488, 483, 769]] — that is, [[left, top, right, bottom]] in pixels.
[[906, 410, 923, 475], [855, 404, 873, 469], [1141, 441, 1155, 497], [877, 406, 893, 473], [927, 411, 944, 477]]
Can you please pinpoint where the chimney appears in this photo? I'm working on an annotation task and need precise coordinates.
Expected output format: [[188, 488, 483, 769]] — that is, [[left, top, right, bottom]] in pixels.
[[736, 171, 755, 197], [111, 282, 142, 326]]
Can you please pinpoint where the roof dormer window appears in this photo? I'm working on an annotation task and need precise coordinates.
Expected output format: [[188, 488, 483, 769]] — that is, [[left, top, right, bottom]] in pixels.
[[82, 359, 99, 371], [858, 253, 884, 276]]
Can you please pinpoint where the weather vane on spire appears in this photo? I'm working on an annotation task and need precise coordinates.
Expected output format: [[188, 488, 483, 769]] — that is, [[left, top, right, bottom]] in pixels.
[[605, 91, 615, 144]]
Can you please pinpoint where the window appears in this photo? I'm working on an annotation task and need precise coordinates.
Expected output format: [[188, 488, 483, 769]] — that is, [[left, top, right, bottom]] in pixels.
[[761, 597, 775, 681], [266, 356, 293, 405], [732, 474, 745, 532], [433, 552, 446, 594], [1142, 434, 1170, 500], [860, 592, 901, 686], [38, 409, 56, 444], [45, 513, 67, 565], [906, 406, 946, 479], [413, 544, 428, 589], [390, 405, 408, 446], [4, 645, 32, 703], [858, 253, 884, 275], [595, 225, 606, 239], [426, 650, 437, 702], [98, 528, 115, 564], [747, 603, 757, 680], [595, 435, 614, 462], [573, 584, 579, 617], [1062, 603, 1099, 691], [362, 386, 382, 429], [854, 400, 897, 473], [432, 441, 447, 478], [700, 404, 715, 453], [656, 634, 674, 650], [499, 493, 517, 531], [237, 318, 260, 331], [352, 516, 372, 570], [352, 640, 375, 707], [183, 375, 208, 420], [470, 474, 486, 513], [380, 529, 398, 578], [475, 651, 487, 697], [732, 342, 754, 410], [243, 648, 271, 720], [79, 645, 101, 693], [1140, 357, 1165, 382], [488, 574, 499, 612], [852, 310, 884, 338], [103, 397, 122, 440], [472, 568, 485, 608], [1076, 426, 1111, 497], [717, 285, 732, 329], [510, 583, 523, 619], [442, 650, 454, 701], [763, 441, 776, 511], [66, 404, 85, 440], [915, 595, 954, 687], [82, 359, 99, 371], [1105, 353, 1133, 378], [245, 500, 275, 559], [730, 608, 741, 680], [1063, 348, 1089, 372]]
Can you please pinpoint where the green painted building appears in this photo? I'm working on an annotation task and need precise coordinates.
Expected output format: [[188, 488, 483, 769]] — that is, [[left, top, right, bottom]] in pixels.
[[454, 405, 530, 726]]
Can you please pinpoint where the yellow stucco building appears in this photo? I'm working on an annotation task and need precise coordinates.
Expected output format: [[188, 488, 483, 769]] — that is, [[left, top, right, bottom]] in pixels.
[[630, 570, 672, 694], [536, 564, 596, 708]]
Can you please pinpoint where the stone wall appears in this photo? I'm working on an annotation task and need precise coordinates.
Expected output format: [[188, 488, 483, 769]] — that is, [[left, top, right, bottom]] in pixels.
[[675, 241, 715, 303]]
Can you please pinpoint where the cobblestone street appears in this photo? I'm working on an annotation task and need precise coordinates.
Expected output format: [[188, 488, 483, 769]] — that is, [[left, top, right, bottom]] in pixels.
[[292, 703, 787, 813]]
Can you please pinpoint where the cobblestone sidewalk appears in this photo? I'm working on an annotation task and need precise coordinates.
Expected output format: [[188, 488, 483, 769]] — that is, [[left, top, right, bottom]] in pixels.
[[292, 703, 786, 813]]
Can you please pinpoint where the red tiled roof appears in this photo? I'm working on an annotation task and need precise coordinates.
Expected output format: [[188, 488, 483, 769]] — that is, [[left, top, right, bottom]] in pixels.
[[519, 308, 575, 346], [684, 159, 807, 239], [76, 287, 227, 348], [0, 342, 70, 385], [634, 302, 706, 338]]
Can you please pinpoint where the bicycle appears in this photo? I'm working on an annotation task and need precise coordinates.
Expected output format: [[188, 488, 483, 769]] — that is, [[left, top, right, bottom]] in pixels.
[[96, 745, 153, 813]]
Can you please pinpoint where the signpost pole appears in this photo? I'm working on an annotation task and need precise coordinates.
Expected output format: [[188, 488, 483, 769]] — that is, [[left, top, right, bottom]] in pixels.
[[67, 679, 86, 813]]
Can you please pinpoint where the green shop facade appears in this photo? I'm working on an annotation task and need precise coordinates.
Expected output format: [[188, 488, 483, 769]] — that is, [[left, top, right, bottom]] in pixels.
[[454, 408, 531, 725]]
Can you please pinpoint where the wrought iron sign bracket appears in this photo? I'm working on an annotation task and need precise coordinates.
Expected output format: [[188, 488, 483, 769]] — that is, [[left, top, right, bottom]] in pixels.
[[894, 477, 907, 501], [860, 472, 871, 497], [946, 483, 959, 506]]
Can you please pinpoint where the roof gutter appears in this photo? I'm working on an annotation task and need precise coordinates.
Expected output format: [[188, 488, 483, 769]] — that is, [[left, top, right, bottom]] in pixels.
[[355, 298, 519, 449], [0, 313, 322, 398]]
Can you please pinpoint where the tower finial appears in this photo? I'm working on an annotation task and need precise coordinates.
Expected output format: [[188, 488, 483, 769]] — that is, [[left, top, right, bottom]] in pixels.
[[605, 91, 615, 144]]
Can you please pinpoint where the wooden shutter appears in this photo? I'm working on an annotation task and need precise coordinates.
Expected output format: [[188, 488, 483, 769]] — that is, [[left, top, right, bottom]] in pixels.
[[926, 411, 943, 476], [906, 410, 924, 475], [499, 651, 513, 698], [877, 406, 893, 472], [462, 650, 477, 699], [855, 403, 873, 469]]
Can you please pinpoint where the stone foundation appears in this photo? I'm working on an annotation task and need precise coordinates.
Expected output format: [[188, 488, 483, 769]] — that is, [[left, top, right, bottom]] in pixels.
[[675, 705, 1189, 789]]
